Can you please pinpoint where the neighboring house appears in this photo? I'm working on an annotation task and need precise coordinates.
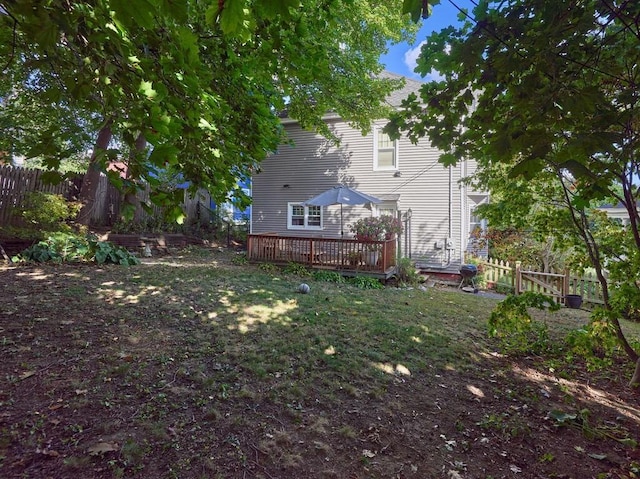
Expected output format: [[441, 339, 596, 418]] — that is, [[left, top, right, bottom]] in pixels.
[[597, 202, 640, 226], [250, 72, 488, 273], [212, 178, 251, 224]]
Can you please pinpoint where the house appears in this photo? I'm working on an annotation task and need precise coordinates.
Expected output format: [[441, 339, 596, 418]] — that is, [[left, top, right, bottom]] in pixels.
[[249, 72, 488, 275], [597, 202, 640, 226]]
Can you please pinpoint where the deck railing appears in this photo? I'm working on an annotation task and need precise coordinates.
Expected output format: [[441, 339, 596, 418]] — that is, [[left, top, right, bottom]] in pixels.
[[247, 234, 397, 274]]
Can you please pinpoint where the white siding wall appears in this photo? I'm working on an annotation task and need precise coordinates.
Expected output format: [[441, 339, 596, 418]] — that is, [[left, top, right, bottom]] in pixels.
[[251, 119, 472, 272]]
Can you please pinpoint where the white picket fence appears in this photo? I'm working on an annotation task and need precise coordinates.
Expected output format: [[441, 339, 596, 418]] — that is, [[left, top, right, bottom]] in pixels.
[[480, 257, 605, 305]]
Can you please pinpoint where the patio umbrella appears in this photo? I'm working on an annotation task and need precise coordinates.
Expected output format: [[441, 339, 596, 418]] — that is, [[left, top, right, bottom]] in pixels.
[[304, 185, 382, 236]]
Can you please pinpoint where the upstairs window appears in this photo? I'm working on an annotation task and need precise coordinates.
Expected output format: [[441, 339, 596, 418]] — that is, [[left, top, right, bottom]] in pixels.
[[374, 129, 398, 170], [288, 203, 322, 230]]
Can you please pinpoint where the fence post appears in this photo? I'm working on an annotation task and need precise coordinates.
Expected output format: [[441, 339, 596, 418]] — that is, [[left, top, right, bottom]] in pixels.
[[515, 261, 522, 295], [563, 268, 570, 302]]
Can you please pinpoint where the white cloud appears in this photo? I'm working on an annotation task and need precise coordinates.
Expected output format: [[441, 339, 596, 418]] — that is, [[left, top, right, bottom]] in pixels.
[[423, 68, 445, 82], [403, 41, 447, 82], [403, 41, 427, 72]]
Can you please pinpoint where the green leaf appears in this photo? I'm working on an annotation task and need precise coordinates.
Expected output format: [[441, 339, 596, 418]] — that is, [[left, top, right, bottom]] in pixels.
[[111, 0, 156, 29], [509, 159, 543, 180], [147, 144, 179, 167], [256, 0, 299, 19], [219, 0, 248, 36], [139, 81, 157, 100], [558, 160, 592, 180], [40, 171, 63, 185], [402, 0, 437, 22], [548, 410, 577, 424]]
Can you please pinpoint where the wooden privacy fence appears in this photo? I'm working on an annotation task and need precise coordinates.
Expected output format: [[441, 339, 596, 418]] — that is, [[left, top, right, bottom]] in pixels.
[[0, 165, 79, 225], [480, 257, 606, 306], [0, 164, 212, 227]]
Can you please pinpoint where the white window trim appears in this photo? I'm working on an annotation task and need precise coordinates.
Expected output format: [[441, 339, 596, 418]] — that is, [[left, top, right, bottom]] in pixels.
[[287, 202, 323, 230], [374, 202, 398, 218], [374, 127, 399, 171]]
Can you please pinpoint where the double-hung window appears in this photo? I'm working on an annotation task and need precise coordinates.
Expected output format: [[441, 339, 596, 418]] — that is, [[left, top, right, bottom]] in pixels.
[[288, 203, 322, 230], [374, 128, 398, 170]]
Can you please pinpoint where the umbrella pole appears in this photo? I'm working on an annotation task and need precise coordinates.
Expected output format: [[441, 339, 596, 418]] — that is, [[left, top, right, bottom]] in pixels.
[[340, 204, 344, 266]]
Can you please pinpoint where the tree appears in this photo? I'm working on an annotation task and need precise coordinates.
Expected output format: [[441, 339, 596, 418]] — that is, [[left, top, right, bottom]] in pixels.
[[0, 0, 418, 223], [386, 0, 640, 385]]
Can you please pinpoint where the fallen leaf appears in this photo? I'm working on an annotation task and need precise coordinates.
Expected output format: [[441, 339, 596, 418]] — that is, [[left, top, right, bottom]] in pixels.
[[118, 352, 133, 361], [88, 442, 119, 455], [510, 464, 522, 473], [36, 447, 60, 458], [75, 389, 88, 396], [362, 449, 376, 458], [588, 453, 607, 461], [19, 371, 35, 380]]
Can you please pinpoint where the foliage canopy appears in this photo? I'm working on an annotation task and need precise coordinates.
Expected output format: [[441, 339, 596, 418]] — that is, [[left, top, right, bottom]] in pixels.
[[0, 0, 418, 217], [386, 0, 640, 377]]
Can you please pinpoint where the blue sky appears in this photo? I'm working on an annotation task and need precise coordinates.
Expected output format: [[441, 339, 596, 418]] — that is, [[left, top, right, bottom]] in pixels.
[[380, 0, 476, 80]]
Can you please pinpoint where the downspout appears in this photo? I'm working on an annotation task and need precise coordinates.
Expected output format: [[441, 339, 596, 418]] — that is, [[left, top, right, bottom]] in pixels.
[[460, 161, 465, 264], [448, 164, 453, 266]]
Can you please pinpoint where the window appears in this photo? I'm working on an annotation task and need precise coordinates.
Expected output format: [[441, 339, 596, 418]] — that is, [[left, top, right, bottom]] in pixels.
[[374, 129, 398, 170], [288, 203, 322, 230], [375, 202, 397, 218]]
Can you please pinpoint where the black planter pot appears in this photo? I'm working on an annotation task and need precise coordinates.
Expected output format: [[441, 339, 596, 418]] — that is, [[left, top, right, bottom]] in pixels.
[[565, 294, 583, 309]]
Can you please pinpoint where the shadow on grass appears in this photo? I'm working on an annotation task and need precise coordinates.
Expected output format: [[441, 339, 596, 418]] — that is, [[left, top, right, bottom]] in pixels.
[[0, 253, 638, 479]]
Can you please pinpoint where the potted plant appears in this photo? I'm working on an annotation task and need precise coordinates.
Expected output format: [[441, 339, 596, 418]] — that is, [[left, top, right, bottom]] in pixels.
[[349, 216, 403, 266]]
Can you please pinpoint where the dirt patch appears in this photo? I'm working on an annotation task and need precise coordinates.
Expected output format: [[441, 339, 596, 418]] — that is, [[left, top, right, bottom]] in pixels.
[[0, 249, 638, 479]]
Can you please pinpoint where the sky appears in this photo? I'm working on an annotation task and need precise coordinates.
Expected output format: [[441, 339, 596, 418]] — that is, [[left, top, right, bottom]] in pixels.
[[379, 0, 476, 80]]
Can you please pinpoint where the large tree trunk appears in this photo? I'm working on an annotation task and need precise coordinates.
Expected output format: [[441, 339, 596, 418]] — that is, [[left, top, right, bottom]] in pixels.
[[123, 133, 147, 222], [77, 121, 113, 226]]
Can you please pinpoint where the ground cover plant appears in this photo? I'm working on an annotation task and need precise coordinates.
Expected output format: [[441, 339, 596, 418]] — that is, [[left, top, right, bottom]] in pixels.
[[1, 246, 639, 479]]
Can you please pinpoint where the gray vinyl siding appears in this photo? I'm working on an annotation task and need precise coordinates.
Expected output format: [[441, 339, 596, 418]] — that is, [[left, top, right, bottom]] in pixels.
[[251, 119, 472, 272]]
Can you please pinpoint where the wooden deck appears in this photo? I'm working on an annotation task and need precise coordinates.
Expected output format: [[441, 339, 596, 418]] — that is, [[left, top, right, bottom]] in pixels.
[[247, 234, 398, 279]]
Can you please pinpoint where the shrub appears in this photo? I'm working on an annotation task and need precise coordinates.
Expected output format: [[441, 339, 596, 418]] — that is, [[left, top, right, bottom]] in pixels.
[[565, 308, 621, 371], [14, 233, 140, 265], [284, 262, 311, 277], [313, 270, 346, 283], [258, 262, 279, 275], [349, 215, 402, 242], [348, 275, 383, 289], [395, 257, 421, 286], [231, 253, 248, 265], [488, 292, 560, 355], [9, 192, 81, 238]]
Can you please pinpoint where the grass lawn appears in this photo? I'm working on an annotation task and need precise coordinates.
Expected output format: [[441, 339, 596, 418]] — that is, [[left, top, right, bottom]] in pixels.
[[1, 246, 639, 479]]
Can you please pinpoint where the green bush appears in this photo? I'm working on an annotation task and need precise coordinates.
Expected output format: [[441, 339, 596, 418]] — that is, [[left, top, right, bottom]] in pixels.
[[488, 292, 560, 355], [313, 270, 346, 283], [283, 262, 311, 276], [258, 262, 279, 275], [395, 257, 421, 286], [565, 308, 621, 371], [18, 192, 80, 233], [231, 253, 248, 265], [349, 275, 383, 290], [14, 233, 140, 265]]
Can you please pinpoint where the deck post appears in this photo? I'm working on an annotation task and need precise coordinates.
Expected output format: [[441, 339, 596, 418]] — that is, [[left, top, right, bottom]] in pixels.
[[247, 235, 254, 260], [515, 261, 522, 295]]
